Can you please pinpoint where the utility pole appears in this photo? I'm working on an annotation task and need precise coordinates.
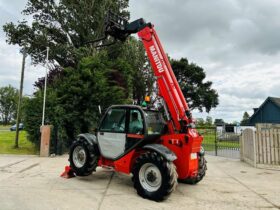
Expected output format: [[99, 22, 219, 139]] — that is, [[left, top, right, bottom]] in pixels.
[[42, 47, 49, 126], [15, 50, 27, 148]]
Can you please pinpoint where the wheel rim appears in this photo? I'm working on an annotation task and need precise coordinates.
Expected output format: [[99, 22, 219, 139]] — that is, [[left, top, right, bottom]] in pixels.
[[139, 163, 162, 192], [72, 146, 86, 168]]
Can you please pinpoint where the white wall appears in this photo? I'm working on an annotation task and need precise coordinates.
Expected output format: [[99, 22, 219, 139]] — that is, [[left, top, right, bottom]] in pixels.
[[216, 125, 255, 134]]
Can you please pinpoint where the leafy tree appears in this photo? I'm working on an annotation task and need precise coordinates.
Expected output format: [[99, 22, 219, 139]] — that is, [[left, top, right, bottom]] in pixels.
[[54, 54, 132, 142], [34, 67, 63, 90], [3, 0, 154, 103], [23, 90, 56, 147], [171, 58, 219, 112], [214, 119, 225, 126], [5, 0, 151, 150], [241, 112, 250, 126], [0, 85, 19, 125], [106, 37, 154, 104], [195, 118, 205, 126], [205, 116, 213, 126], [3, 0, 129, 67], [6, 0, 220, 152], [23, 54, 133, 149]]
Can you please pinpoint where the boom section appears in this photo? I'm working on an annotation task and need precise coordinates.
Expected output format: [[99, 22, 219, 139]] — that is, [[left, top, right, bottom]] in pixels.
[[99, 13, 193, 132], [137, 26, 192, 132]]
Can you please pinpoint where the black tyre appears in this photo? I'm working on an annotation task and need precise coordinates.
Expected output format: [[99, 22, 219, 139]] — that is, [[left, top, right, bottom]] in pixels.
[[69, 138, 98, 176], [179, 154, 207, 184], [132, 151, 178, 201]]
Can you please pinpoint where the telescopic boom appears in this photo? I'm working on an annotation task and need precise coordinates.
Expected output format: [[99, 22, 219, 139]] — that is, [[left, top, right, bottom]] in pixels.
[[102, 12, 194, 132]]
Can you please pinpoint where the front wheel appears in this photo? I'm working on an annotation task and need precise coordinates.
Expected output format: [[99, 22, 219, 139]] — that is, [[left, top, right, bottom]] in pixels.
[[132, 151, 178, 201], [69, 138, 98, 176]]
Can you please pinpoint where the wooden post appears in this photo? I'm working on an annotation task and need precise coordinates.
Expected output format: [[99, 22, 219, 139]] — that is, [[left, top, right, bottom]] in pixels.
[[240, 128, 256, 167], [240, 134, 243, 161], [15, 50, 26, 148], [271, 129, 275, 165], [214, 126, 218, 156], [253, 130, 257, 167], [276, 129, 280, 165]]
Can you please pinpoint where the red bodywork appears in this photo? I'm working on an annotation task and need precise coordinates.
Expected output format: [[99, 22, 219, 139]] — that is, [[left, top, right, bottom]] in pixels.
[[98, 25, 203, 180]]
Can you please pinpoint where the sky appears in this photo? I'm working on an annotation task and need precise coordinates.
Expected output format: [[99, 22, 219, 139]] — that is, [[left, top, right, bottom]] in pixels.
[[0, 0, 45, 97], [0, 0, 280, 122]]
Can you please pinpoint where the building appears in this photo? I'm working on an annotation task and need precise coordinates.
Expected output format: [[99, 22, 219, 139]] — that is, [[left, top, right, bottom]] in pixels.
[[216, 125, 255, 135], [249, 97, 280, 125]]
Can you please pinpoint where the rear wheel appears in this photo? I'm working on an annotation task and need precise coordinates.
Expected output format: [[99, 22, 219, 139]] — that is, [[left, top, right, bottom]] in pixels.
[[69, 138, 98, 176], [132, 151, 177, 201], [179, 154, 207, 184]]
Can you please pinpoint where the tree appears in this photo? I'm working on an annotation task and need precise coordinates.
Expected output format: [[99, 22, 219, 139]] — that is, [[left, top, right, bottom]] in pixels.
[[23, 54, 134, 149], [171, 58, 219, 112], [195, 118, 205, 126], [6, 0, 219, 151], [241, 112, 250, 126], [54, 54, 133, 142], [106, 37, 155, 104], [5, 0, 151, 150], [3, 0, 129, 67], [214, 119, 225, 126], [3, 0, 155, 104], [0, 85, 19, 125], [205, 116, 213, 126]]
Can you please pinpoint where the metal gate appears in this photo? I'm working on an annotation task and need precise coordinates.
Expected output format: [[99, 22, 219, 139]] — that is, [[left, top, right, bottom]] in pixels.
[[197, 127, 240, 159]]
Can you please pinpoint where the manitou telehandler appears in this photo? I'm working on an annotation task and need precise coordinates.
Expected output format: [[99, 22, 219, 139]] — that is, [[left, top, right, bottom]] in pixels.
[[68, 12, 207, 201]]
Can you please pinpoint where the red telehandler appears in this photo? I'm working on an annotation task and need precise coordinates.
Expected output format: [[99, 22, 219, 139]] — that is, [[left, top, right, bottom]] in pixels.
[[68, 12, 207, 201]]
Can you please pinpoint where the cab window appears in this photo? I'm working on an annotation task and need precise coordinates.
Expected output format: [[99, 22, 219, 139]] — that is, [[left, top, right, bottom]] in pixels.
[[128, 109, 144, 134], [99, 108, 126, 133], [145, 110, 166, 134]]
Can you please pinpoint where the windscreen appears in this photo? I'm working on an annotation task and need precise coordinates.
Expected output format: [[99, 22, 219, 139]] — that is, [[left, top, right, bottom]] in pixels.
[[144, 110, 166, 135]]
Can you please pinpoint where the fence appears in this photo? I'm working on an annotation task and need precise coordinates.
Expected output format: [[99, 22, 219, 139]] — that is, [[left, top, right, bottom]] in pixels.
[[197, 126, 240, 159], [240, 124, 280, 168]]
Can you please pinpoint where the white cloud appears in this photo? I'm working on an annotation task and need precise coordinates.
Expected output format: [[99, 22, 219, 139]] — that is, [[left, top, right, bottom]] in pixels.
[[129, 0, 280, 123], [0, 38, 45, 94]]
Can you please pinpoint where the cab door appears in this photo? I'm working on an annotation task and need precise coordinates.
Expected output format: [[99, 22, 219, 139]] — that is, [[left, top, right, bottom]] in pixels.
[[125, 109, 145, 150], [97, 107, 128, 159]]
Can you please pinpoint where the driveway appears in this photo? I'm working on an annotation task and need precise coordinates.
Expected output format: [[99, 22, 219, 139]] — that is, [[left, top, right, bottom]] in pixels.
[[0, 155, 279, 210], [206, 149, 240, 159]]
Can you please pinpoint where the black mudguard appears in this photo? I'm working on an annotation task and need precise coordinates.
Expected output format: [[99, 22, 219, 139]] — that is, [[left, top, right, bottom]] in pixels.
[[77, 133, 97, 145], [199, 146, 205, 156], [143, 144, 177, 162]]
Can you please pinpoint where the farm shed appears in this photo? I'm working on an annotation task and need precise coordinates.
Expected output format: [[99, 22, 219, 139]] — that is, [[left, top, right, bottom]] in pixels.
[[249, 97, 280, 126]]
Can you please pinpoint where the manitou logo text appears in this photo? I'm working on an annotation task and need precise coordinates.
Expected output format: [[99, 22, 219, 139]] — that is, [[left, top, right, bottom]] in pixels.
[[149, 45, 164, 73]]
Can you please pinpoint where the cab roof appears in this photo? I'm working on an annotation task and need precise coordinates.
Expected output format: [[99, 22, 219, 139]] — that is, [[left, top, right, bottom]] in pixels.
[[109, 104, 159, 112]]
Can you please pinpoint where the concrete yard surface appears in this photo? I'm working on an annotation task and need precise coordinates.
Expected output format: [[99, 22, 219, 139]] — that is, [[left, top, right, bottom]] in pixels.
[[0, 155, 279, 210]]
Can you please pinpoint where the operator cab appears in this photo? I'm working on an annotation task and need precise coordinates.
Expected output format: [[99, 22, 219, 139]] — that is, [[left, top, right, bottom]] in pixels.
[[97, 105, 166, 160]]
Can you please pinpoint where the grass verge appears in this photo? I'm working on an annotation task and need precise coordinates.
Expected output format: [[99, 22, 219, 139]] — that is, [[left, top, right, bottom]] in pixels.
[[0, 129, 37, 155]]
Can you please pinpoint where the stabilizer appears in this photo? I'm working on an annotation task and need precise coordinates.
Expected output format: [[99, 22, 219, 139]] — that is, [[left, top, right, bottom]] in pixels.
[[60, 165, 75, 179]]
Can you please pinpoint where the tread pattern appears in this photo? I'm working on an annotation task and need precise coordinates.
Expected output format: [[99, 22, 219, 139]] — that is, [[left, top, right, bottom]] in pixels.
[[132, 151, 178, 201], [69, 138, 98, 176]]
